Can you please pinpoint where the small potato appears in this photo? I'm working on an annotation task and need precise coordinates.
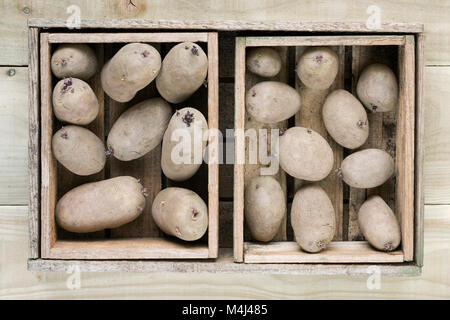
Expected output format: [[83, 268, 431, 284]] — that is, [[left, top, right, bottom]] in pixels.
[[322, 89, 369, 149], [340, 148, 394, 188], [161, 107, 208, 181], [356, 63, 398, 112], [52, 77, 99, 125], [358, 195, 401, 251], [156, 42, 208, 103], [152, 187, 208, 241], [51, 44, 98, 80], [291, 184, 336, 252], [244, 176, 286, 242], [107, 98, 172, 161], [52, 125, 106, 176], [296, 47, 339, 90], [101, 43, 161, 102], [56, 176, 146, 233], [279, 127, 334, 181], [246, 47, 282, 78], [246, 81, 301, 124]]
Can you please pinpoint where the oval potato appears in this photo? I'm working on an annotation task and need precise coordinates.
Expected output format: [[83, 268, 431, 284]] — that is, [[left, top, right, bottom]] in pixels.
[[356, 63, 398, 112], [152, 187, 208, 241], [296, 47, 339, 90], [101, 43, 161, 102], [246, 47, 282, 78], [246, 81, 301, 124], [291, 184, 336, 252], [52, 77, 99, 125], [358, 195, 401, 251], [107, 98, 172, 161], [52, 125, 106, 176], [341, 148, 394, 188], [279, 127, 334, 181], [161, 107, 208, 181], [56, 176, 146, 233], [245, 176, 286, 242], [322, 89, 369, 149], [156, 42, 208, 104], [51, 44, 98, 80]]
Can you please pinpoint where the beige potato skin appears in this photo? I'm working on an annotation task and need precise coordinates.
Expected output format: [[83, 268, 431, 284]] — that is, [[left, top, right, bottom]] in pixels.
[[51, 44, 98, 80], [356, 63, 398, 112], [52, 125, 106, 176], [152, 187, 208, 241], [341, 148, 394, 188], [52, 78, 99, 125], [296, 47, 339, 90], [156, 42, 208, 103], [244, 176, 286, 242], [358, 195, 401, 251], [161, 107, 208, 181], [56, 176, 146, 233], [246, 81, 301, 124], [107, 98, 172, 161], [322, 89, 369, 149], [279, 127, 334, 181], [291, 184, 336, 253], [101, 43, 161, 102], [246, 47, 282, 78]]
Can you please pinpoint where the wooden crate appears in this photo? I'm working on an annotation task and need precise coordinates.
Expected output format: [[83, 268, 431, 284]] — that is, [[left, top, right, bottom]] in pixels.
[[31, 30, 219, 260], [28, 20, 424, 275], [234, 35, 421, 264]]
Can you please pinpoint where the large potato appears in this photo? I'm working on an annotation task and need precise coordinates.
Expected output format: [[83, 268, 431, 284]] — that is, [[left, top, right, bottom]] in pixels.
[[291, 184, 336, 252], [322, 89, 369, 149], [244, 176, 286, 242], [356, 63, 398, 112], [52, 125, 105, 176], [246, 47, 281, 78], [107, 98, 172, 161], [51, 44, 98, 80], [296, 47, 339, 90], [161, 107, 208, 181], [341, 148, 394, 188], [246, 81, 301, 124], [52, 77, 99, 125], [56, 176, 146, 233], [358, 195, 401, 251], [156, 42, 208, 103], [152, 187, 208, 241], [279, 127, 334, 181], [101, 43, 161, 102]]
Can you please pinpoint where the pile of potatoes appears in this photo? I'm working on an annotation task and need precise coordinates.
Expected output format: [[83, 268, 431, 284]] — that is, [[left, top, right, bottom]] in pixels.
[[50, 42, 209, 242], [244, 46, 401, 253]]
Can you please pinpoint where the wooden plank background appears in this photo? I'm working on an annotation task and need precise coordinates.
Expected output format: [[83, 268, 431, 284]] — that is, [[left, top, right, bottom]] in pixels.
[[0, 0, 449, 299]]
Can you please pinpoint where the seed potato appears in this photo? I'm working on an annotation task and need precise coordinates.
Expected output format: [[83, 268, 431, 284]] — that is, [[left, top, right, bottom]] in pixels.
[[51, 44, 98, 80], [152, 187, 208, 241], [246, 47, 282, 78], [52, 125, 106, 176], [101, 43, 161, 102], [356, 63, 398, 112], [296, 47, 339, 90], [56, 176, 146, 233], [107, 98, 172, 161], [322, 89, 369, 149], [291, 184, 336, 253], [52, 77, 99, 125], [161, 107, 208, 181], [279, 127, 334, 181], [244, 176, 286, 242], [358, 195, 401, 251], [156, 42, 208, 104], [246, 81, 301, 124], [340, 148, 395, 188]]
